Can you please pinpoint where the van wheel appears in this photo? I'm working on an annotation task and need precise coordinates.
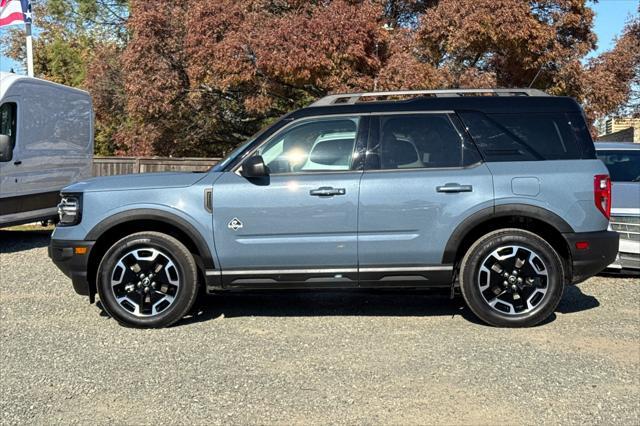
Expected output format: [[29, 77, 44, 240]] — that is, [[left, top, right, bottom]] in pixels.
[[97, 232, 199, 328], [459, 229, 565, 327]]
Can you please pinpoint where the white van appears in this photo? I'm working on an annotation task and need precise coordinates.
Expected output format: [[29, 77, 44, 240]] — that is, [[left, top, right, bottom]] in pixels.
[[0, 72, 93, 227]]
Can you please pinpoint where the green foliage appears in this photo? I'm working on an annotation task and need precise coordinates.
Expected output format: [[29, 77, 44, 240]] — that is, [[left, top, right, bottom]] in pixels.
[[2, 1, 128, 155]]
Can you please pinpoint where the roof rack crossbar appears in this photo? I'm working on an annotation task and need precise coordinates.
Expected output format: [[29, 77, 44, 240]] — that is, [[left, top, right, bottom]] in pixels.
[[310, 88, 548, 106]]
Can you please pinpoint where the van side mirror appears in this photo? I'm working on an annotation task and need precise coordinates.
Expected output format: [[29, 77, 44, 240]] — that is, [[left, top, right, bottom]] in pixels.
[[0, 134, 12, 163], [241, 155, 269, 178]]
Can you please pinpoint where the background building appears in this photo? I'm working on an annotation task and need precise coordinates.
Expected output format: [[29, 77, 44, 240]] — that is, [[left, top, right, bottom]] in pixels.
[[598, 117, 640, 143]]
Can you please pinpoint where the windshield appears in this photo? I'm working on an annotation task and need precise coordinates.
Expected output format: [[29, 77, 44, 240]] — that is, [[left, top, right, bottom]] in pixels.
[[211, 138, 255, 172], [596, 150, 640, 182]]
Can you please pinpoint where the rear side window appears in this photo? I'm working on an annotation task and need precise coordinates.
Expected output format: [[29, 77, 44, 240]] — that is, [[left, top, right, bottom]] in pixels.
[[459, 111, 594, 161], [367, 114, 463, 170]]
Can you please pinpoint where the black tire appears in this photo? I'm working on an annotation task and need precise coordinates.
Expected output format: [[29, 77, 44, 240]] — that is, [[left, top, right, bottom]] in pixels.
[[459, 228, 565, 327], [97, 232, 199, 328]]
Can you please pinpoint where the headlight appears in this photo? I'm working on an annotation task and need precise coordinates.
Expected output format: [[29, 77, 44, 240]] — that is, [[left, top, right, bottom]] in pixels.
[[57, 194, 82, 226]]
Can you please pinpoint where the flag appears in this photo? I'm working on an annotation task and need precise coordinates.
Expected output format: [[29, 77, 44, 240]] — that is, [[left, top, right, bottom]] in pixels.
[[0, 0, 31, 28]]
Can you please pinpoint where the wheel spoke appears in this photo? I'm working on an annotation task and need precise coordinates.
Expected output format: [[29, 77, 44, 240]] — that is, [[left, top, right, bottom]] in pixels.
[[489, 297, 514, 314], [116, 295, 141, 316], [152, 294, 175, 315], [526, 288, 547, 311]]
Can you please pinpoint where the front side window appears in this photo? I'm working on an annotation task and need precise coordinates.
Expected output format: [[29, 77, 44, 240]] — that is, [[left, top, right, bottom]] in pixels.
[[254, 117, 359, 174], [368, 114, 463, 170], [0, 102, 17, 162]]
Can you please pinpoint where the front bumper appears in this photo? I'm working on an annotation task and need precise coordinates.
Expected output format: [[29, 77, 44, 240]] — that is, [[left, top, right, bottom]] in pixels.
[[564, 230, 619, 284], [49, 239, 95, 296]]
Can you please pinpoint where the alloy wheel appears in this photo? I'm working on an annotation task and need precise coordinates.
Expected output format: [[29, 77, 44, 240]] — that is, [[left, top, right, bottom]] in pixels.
[[477, 245, 549, 315], [110, 247, 181, 317]]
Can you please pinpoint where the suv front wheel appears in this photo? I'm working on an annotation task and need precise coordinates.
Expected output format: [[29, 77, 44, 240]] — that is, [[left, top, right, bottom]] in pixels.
[[97, 232, 199, 328], [459, 229, 565, 327]]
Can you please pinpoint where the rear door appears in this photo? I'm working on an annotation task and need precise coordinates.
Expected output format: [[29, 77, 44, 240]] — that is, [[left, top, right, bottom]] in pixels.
[[357, 112, 494, 286], [212, 115, 367, 288]]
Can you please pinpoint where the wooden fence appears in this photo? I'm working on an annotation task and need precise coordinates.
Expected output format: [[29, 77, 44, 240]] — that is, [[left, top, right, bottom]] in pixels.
[[93, 156, 222, 176]]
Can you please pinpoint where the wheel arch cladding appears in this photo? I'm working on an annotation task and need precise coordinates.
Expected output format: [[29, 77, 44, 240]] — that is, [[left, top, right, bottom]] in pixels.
[[443, 204, 574, 275], [85, 209, 215, 297]]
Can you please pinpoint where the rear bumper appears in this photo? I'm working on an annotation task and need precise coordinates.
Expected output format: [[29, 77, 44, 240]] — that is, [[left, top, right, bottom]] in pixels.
[[564, 230, 619, 284], [48, 239, 95, 296], [607, 238, 640, 271]]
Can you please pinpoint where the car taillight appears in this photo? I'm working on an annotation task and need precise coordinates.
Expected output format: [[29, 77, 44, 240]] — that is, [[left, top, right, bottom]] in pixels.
[[594, 174, 611, 220]]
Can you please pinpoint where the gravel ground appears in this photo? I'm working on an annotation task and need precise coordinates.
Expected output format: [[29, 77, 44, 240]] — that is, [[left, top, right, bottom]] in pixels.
[[1, 229, 639, 425]]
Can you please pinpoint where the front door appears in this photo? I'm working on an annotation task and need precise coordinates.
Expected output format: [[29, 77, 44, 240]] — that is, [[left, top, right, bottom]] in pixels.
[[357, 112, 494, 286], [0, 100, 19, 199], [212, 115, 367, 288]]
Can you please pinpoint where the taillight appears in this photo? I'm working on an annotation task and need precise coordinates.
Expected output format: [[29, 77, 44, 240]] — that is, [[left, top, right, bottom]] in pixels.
[[594, 174, 611, 220]]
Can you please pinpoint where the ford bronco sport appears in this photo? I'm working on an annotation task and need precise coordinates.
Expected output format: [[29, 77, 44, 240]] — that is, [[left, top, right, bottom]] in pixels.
[[49, 89, 619, 328]]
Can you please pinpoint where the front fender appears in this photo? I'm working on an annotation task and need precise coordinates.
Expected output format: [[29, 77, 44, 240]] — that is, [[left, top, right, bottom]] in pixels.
[[84, 205, 216, 270]]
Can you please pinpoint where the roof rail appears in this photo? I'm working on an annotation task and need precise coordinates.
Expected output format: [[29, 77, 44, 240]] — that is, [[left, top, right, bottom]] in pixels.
[[310, 88, 549, 107]]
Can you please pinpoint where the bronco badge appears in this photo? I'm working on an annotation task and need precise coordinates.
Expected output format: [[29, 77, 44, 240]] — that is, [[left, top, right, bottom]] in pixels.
[[228, 218, 243, 231]]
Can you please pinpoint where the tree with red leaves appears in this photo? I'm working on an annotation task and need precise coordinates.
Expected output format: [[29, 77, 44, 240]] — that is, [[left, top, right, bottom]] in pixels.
[[6, 1, 638, 156]]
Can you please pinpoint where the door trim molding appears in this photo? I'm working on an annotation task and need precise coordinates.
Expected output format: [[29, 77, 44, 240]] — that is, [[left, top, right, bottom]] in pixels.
[[219, 265, 452, 275], [359, 265, 453, 272], [222, 268, 358, 275]]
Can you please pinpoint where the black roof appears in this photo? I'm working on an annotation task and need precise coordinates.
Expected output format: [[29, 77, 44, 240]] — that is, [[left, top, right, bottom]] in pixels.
[[292, 96, 583, 119]]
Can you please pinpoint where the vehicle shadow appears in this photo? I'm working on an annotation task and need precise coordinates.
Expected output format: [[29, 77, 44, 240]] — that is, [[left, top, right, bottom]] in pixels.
[[0, 229, 51, 254], [175, 284, 601, 328]]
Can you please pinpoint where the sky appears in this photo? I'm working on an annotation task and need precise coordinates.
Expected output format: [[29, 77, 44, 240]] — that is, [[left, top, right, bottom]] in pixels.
[[0, 0, 638, 74]]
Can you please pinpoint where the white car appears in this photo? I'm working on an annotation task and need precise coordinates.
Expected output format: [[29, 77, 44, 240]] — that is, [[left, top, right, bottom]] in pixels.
[[596, 142, 640, 271], [0, 72, 93, 227]]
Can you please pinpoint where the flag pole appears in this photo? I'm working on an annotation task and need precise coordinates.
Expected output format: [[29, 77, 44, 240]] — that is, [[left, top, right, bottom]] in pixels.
[[25, 22, 33, 77]]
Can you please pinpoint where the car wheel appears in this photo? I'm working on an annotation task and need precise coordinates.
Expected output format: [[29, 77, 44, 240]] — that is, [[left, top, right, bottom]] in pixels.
[[97, 231, 199, 328], [459, 228, 565, 327]]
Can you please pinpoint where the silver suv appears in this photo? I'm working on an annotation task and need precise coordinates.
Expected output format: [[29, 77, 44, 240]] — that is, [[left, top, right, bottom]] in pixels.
[[596, 142, 640, 271]]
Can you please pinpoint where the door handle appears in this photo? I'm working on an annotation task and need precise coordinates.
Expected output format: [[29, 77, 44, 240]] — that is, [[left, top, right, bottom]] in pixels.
[[13, 161, 21, 166], [436, 183, 473, 193], [310, 187, 346, 197]]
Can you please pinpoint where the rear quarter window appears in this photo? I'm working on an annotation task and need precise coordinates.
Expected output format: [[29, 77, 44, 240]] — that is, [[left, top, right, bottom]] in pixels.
[[459, 111, 595, 162]]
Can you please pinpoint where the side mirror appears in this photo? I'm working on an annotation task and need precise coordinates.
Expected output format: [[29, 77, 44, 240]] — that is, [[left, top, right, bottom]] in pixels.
[[0, 134, 12, 163], [241, 155, 269, 178]]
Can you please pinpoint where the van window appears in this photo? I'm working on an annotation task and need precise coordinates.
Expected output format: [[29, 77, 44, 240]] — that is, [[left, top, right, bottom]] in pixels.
[[21, 84, 91, 151], [0, 102, 17, 147], [459, 111, 591, 161], [254, 117, 359, 174], [368, 114, 463, 170]]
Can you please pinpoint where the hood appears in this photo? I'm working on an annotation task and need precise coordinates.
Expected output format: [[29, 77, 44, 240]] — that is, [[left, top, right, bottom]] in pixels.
[[62, 172, 208, 193], [611, 181, 640, 213]]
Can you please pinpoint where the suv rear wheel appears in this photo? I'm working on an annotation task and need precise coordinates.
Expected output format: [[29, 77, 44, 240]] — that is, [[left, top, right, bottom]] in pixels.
[[97, 232, 199, 328], [459, 229, 565, 327]]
